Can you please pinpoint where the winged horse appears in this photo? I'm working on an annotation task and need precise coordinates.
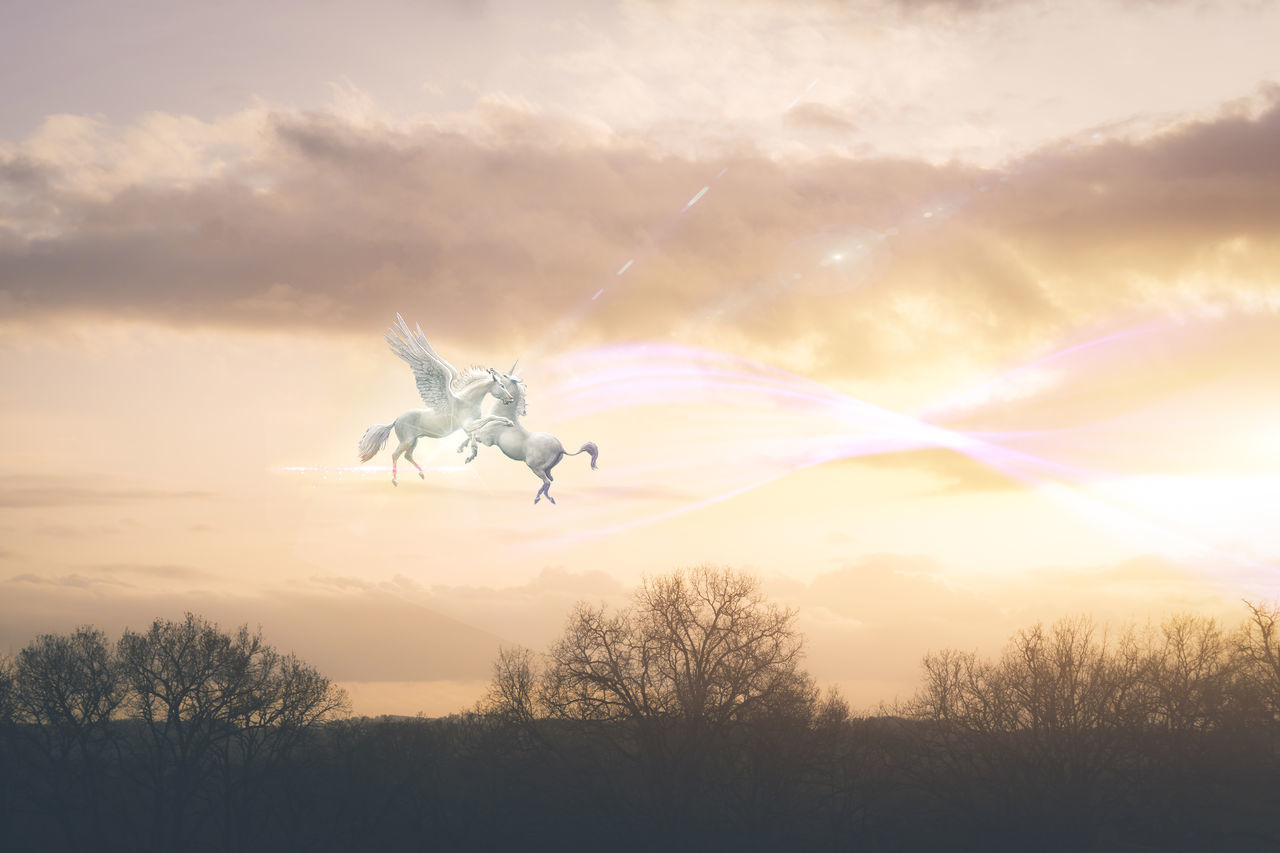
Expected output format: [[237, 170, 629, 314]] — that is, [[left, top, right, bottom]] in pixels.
[[460, 368, 598, 504], [358, 315, 515, 485]]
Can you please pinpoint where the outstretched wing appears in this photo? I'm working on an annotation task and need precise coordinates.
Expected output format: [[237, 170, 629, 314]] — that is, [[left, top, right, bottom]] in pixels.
[[384, 314, 459, 413]]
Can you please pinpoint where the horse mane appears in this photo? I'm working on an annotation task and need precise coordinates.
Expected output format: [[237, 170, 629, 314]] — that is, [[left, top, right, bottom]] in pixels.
[[453, 365, 492, 392], [510, 377, 528, 416]]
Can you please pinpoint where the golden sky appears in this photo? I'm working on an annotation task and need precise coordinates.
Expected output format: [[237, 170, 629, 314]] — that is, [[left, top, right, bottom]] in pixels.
[[3, 0, 1280, 715]]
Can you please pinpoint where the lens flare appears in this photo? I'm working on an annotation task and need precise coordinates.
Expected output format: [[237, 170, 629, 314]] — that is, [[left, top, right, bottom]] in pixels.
[[530, 325, 1276, 578]]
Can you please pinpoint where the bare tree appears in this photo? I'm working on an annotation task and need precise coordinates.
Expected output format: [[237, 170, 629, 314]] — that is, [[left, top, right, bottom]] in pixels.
[[0, 655, 14, 726], [538, 565, 811, 725], [478, 645, 539, 724], [116, 613, 346, 852], [1145, 613, 1234, 732], [14, 627, 122, 750], [483, 565, 815, 839], [12, 627, 123, 846], [0, 654, 17, 848], [909, 617, 1149, 842], [1237, 600, 1280, 724]]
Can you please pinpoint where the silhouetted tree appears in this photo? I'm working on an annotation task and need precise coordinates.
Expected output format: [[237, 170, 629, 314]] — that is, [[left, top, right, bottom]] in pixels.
[[484, 565, 815, 842], [1238, 600, 1280, 724], [0, 654, 17, 849], [538, 565, 811, 724], [910, 617, 1148, 847], [13, 627, 124, 848], [215, 648, 349, 851], [479, 645, 539, 725], [115, 613, 346, 852], [0, 654, 14, 725], [1145, 613, 1235, 731]]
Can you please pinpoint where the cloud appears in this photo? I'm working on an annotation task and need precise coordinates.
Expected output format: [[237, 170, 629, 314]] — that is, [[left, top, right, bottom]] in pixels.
[[783, 103, 859, 135], [761, 551, 1249, 708], [0, 579, 506, 681], [8, 572, 132, 589], [0, 555, 1253, 714], [419, 566, 630, 645], [0, 87, 1278, 392], [92, 563, 216, 581], [0, 566, 634, 684], [836, 448, 1024, 494], [0, 477, 215, 507]]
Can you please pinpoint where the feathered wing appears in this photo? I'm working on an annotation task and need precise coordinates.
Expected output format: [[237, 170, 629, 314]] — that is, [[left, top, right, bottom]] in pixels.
[[384, 314, 459, 414]]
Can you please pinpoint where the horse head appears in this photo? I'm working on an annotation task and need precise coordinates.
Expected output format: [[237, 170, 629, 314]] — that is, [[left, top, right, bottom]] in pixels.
[[500, 361, 526, 416], [486, 367, 516, 405]]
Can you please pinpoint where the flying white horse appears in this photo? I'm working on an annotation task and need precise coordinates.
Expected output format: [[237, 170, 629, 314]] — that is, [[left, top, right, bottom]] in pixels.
[[358, 315, 514, 485], [461, 368, 598, 504]]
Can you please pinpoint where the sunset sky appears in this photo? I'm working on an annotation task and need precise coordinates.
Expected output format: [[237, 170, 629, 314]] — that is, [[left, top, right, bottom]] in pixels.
[[3, 0, 1280, 715]]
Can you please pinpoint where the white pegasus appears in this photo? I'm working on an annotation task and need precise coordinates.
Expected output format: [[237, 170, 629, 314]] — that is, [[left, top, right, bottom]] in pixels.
[[460, 368, 598, 504], [358, 315, 514, 485]]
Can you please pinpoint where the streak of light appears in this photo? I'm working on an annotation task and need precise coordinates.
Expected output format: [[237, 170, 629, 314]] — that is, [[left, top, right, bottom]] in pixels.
[[786, 78, 820, 110], [533, 334, 1276, 576], [683, 186, 709, 211]]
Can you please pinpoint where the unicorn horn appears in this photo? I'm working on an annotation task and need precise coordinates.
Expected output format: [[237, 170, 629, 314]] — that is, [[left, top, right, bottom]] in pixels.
[[509, 359, 519, 375]]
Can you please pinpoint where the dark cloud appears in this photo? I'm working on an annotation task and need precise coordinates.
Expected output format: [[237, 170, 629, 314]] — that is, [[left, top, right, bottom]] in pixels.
[[1, 91, 1278, 385], [0, 153, 52, 191]]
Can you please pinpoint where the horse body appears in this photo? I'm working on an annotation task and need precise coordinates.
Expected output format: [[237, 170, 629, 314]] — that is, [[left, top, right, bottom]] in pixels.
[[359, 367, 513, 485], [466, 374, 598, 504]]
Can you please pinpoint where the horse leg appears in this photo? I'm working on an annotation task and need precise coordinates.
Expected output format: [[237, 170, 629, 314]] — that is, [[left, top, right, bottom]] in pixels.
[[458, 433, 479, 463], [532, 467, 555, 505], [403, 437, 425, 479], [391, 440, 413, 486], [457, 423, 477, 461], [459, 417, 509, 463]]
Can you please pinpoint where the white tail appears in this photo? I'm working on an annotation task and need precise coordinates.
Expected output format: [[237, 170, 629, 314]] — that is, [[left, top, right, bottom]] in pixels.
[[564, 441, 599, 469], [358, 422, 394, 462]]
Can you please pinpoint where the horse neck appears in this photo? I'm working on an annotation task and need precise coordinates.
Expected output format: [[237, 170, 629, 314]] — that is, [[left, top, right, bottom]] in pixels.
[[455, 374, 493, 408], [489, 385, 524, 421]]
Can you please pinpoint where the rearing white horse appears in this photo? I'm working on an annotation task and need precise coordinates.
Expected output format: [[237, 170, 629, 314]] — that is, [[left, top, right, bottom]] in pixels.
[[358, 315, 514, 485], [462, 368, 598, 504]]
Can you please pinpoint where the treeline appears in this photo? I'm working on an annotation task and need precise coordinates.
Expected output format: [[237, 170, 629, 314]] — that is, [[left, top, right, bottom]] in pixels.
[[3, 569, 1280, 851], [0, 614, 347, 852]]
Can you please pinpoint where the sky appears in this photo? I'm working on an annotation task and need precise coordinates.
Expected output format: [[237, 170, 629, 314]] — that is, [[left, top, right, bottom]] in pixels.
[[3, 0, 1280, 715]]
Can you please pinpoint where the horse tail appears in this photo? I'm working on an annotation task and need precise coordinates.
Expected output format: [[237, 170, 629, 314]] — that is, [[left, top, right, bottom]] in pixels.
[[358, 422, 394, 462], [564, 441, 599, 470]]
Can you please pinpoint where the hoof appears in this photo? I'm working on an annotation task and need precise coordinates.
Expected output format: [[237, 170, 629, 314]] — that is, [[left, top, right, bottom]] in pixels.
[[392, 480, 398, 487], [418, 472, 424, 479], [547, 496, 556, 505]]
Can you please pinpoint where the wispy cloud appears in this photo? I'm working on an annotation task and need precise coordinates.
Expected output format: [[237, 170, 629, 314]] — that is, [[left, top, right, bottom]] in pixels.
[[0, 478, 215, 507]]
